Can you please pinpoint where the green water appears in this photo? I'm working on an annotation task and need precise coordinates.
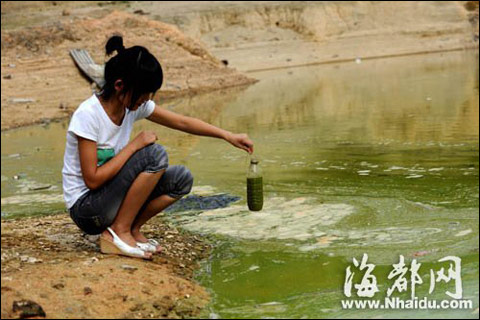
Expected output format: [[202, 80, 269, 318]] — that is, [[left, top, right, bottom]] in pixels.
[[1, 50, 478, 318], [247, 177, 263, 211]]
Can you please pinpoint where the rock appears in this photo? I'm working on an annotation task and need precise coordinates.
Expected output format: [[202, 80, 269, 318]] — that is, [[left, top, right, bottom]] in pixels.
[[133, 9, 149, 15], [173, 297, 202, 318], [3, 74, 12, 79], [83, 234, 100, 243], [153, 295, 175, 314], [28, 184, 52, 191], [121, 264, 138, 272], [52, 283, 64, 290], [20, 256, 42, 264], [31, 257, 43, 264], [129, 303, 145, 312], [1, 286, 14, 293], [164, 194, 240, 213], [11, 98, 36, 104], [12, 300, 46, 318], [83, 257, 99, 266], [83, 286, 93, 295], [62, 9, 70, 16]]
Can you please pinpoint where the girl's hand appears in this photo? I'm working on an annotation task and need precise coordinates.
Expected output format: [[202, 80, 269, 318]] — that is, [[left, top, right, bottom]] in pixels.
[[225, 132, 254, 154], [130, 131, 158, 151]]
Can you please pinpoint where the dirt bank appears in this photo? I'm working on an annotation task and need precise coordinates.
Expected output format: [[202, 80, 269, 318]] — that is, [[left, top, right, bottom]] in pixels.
[[2, 1, 478, 131], [0, 8, 256, 130], [1, 213, 212, 319], [1, 2, 478, 131], [167, 1, 479, 72]]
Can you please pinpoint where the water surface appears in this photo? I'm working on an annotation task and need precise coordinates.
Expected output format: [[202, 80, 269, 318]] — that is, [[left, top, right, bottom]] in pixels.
[[1, 50, 478, 318]]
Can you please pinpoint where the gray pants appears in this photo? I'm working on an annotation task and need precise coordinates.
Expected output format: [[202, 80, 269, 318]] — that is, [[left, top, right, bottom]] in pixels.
[[69, 144, 193, 235]]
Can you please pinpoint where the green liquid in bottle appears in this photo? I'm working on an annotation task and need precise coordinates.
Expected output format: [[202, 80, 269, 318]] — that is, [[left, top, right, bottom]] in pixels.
[[247, 176, 263, 211]]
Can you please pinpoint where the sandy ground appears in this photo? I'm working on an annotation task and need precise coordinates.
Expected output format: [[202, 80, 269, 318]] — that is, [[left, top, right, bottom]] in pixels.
[[1, 214, 212, 319], [0, 6, 257, 130]]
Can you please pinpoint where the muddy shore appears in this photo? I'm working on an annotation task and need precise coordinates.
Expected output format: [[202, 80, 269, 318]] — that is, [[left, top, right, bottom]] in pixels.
[[1, 213, 212, 319]]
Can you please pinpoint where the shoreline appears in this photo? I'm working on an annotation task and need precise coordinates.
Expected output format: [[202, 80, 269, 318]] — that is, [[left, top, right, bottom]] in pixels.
[[1, 46, 478, 133], [0, 81, 256, 133], [1, 213, 213, 318], [244, 46, 479, 74]]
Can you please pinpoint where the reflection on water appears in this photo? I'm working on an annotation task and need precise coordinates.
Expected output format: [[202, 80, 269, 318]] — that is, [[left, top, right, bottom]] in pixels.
[[1, 50, 479, 318], [219, 50, 479, 144]]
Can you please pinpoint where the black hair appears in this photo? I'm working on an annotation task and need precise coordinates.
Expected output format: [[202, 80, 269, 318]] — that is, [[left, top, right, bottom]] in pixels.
[[100, 35, 163, 109]]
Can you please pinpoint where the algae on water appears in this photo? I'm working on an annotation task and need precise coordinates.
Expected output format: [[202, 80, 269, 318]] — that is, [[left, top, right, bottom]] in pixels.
[[247, 159, 263, 211], [247, 176, 263, 211]]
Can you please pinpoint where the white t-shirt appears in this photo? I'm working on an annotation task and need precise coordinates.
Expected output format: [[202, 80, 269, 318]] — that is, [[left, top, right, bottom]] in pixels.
[[62, 94, 156, 209]]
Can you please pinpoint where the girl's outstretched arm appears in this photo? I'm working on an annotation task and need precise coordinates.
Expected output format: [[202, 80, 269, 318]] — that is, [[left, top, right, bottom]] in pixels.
[[147, 105, 254, 154]]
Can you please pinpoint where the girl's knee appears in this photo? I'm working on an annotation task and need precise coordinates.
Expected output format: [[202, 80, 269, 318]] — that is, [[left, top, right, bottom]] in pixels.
[[142, 143, 168, 172], [179, 166, 194, 192], [167, 165, 193, 198]]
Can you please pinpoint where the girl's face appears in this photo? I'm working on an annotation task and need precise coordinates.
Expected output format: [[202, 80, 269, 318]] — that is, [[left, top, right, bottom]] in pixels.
[[128, 92, 153, 111], [113, 80, 153, 111], [117, 90, 152, 111]]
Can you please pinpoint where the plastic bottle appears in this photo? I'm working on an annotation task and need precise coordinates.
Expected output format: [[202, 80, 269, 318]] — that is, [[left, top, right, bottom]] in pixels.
[[247, 158, 263, 211]]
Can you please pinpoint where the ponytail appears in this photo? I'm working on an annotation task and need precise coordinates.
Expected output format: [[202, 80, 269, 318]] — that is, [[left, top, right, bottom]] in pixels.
[[99, 35, 163, 107], [105, 35, 125, 55]]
